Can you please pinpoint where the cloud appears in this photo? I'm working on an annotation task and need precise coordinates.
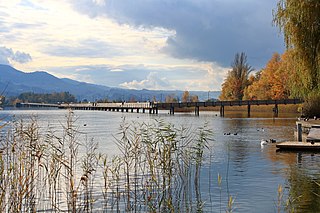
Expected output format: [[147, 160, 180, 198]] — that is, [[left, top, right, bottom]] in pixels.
[[120, 72, 170, 90], [69, 0, 285, 68], [0, 46, 32, 65], [44, 39, 123, 58], [110, 68, 124, 72], [44, 63, 226, 91]]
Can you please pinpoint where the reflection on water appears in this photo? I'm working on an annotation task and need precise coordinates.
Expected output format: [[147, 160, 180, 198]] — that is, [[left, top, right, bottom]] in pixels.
[[0, 109, 319, 212]]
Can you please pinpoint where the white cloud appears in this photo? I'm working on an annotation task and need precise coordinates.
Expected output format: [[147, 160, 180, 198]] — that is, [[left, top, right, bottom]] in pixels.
[[0, 46, 32, 65], [110, 68, 124, 72], [120, 72, 171, 90]]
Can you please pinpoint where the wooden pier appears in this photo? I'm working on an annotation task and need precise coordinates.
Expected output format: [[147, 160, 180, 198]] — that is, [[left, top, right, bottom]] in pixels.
[[276, 141, 320, 151], [277, 120, 320, 151], [16, 98, 303, 116]]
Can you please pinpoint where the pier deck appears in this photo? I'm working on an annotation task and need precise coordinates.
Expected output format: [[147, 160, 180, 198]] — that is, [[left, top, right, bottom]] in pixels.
[[307, 126, 320, 142], [276, 141, 320, 151]]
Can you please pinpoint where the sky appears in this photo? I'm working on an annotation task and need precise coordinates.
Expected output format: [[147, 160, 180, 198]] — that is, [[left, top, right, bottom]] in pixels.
[[0, 0, 285, 91]]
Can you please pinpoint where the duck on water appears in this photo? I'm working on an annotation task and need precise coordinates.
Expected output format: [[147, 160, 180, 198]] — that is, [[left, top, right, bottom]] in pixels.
[[261, 139, 276, 146]]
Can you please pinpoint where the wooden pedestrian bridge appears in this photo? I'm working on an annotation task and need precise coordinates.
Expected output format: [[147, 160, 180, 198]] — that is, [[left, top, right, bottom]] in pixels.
[[16, 98, 303, 116]]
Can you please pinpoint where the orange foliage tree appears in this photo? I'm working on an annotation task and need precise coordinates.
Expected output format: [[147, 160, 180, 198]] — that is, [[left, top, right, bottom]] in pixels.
[[244, 51, 297, 100], [182, 91, 199, 102]]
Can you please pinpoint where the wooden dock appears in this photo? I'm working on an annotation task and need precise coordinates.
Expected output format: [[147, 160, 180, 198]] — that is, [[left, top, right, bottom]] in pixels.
[[276, 141, 320, 151], [306, 126, 320, 142]]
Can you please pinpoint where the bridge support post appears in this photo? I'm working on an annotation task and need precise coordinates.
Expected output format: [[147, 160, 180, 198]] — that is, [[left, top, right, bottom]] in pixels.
[[247, 104, 251, 117], [273, 104, 279, 117], [195, 106, 199, 116], [170, 107, 174, 115], [137, 108, 139, 113], [131, 108, 134, 113], [220, 106, 224, 117], [143, 108, 145, 113]]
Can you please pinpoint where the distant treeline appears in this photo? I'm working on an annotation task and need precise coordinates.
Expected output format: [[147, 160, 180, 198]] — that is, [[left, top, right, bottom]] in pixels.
[[12, 92, 77, 104]]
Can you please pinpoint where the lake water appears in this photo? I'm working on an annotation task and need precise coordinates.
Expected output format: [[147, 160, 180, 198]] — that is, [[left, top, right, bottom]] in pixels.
[[1, 109, 319, 212]]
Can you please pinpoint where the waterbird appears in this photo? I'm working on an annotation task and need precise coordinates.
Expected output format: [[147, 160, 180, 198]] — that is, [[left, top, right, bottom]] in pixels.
[[260, 139, 268, 146], [269, 139, 276, 143]]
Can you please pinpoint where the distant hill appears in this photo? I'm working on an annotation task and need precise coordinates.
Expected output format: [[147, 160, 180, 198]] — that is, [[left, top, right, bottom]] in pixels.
[[0, 64, 220, 102]]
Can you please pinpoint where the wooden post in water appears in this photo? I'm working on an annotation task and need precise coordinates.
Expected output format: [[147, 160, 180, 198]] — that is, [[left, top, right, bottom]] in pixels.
[[195, 106, 200, 116], [220, 105, 224, 117], [297, 123, 302, 142], [273, 104, 279, 117], [170, 107, 175, 115]]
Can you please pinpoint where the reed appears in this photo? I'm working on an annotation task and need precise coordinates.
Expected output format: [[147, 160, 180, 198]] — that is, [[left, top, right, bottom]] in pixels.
[[0, 111, 298, 212], [0, 113, 220, 212]]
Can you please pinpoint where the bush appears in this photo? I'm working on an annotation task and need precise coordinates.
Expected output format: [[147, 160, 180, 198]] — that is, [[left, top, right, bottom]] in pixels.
[[302, 93, 320, 117]]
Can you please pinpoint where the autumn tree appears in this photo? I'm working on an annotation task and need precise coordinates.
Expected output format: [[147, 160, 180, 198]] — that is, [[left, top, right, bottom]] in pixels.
[[244, 53, 283, 99], [273, 0, 320, 95], [165, 94, 178, 103], [191, 95, 199, 102], [220, 52, 253, 100], [244, 50, 300, 100], [182, 91, 199, 102], [182, 91, 190, 102]]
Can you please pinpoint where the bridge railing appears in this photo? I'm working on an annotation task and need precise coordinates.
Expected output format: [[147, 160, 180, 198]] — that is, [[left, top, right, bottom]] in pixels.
[[155, 98, 303, 109]]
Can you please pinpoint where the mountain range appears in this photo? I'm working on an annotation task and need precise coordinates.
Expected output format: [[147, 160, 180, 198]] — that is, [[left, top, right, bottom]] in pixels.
[[0, 64, 220, 102]]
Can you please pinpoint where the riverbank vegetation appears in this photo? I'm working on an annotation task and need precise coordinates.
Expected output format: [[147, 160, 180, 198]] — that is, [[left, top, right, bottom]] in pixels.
[[8, 92, 77, 106]]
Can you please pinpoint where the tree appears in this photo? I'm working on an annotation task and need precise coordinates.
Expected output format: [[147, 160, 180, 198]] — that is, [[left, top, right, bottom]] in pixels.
[[191, 95, 199, 102], [17, 92, 77, 104], [182, 91, 190, 102], [244, 51, 295, 100], [220, 52, 253, 100], [165, 94, 177, 103], [273, 0, 320, 94]]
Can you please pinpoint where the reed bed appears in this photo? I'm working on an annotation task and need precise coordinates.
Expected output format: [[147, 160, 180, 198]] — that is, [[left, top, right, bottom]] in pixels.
[[0, 111, 242, 212]]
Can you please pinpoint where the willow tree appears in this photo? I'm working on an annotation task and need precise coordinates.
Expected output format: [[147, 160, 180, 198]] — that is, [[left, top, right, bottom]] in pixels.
[[220, 52, 253, 100], [273, 0, 320, 95]]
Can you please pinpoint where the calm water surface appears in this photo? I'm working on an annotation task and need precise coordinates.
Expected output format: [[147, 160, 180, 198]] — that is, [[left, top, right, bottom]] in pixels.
[[1, 109, 319, 213]]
